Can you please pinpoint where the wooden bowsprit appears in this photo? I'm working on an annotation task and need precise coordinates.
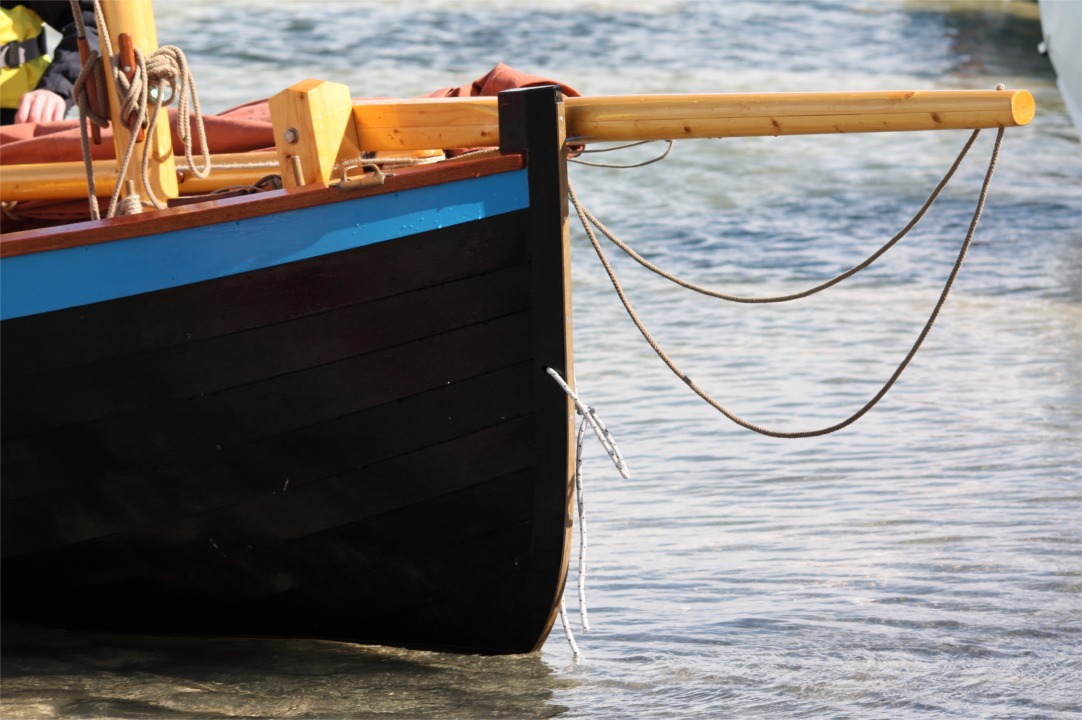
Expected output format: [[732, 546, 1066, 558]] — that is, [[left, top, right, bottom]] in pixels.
[[351, 89, 1034, 149], [0, 88, 1034, 203]]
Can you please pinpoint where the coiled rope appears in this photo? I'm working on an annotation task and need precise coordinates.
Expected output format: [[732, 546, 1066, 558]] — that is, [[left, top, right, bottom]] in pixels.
[[570, 124, 1005, 439], [70, 0, 211, 218]]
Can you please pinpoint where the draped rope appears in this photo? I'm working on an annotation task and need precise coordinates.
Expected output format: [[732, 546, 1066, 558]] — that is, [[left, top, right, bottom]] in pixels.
[[570, 127, 1005, 439], [71, 58, 108, 219], [573, 130, 980, 303], [70, 0, 108, 219], [570, 140, 674, 169], [146, 45, 212, 182]]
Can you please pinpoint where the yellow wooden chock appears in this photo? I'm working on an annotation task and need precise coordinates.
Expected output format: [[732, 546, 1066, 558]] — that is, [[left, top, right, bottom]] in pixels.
[[269, 79, 361, 188]]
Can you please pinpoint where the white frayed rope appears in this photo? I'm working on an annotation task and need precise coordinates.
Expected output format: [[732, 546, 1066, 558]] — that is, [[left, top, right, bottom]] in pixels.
[[548, 368, 630, 660]]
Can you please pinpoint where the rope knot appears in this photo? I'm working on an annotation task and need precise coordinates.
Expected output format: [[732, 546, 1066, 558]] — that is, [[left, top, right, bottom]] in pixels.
[[72, 1, 213, 220], [111, 46, 148, 132]]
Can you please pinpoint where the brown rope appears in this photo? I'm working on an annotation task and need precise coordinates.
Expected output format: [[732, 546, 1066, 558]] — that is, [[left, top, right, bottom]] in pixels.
[[570, 127, 1005, 438], [570, 140, 674, 169], [146, 45, 211, 183], [71, 53, 109, 220], [71, 0, 211, 218], [573, 130, 980, 303]]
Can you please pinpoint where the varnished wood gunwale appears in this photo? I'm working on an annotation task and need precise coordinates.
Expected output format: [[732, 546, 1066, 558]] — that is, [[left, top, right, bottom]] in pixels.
[[0, 154, 523, 258]]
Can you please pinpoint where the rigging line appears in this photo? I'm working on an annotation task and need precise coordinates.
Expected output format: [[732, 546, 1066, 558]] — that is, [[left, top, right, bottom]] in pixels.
[[83, 0, 211, 216], [555, 416, 590, 663], [83, 0, 148, 217], [546, 368, 630, 479], [558, 598, 582, 661], [570, 140, 674, 169], [105, 46, 148, 217], [571, 127, 1005, 439], [68, 0, 88, 37], [574, 414, 590, 632], [579, 140, 659, 153], [571, 129, 980, 303], [72, 57, 108, 219]]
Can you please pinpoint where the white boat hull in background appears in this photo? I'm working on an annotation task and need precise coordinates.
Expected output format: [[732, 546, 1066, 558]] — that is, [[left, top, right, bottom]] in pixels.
[[1039, 0, 1082, 135]]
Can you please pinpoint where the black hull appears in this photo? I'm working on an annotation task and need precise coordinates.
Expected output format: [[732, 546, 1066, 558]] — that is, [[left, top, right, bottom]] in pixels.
[[1, 87, 575, 654]]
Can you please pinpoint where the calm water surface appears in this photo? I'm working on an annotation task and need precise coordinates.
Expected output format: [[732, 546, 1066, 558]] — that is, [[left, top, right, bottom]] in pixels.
[[3, 1, 1079, 718]]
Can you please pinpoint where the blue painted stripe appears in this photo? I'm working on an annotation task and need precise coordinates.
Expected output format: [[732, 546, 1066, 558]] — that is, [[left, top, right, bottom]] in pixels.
[[0, 170, 528, 320]]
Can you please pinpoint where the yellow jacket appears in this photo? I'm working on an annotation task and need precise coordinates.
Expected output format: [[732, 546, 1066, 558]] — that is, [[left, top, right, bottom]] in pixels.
[[0, 3, 51, 110]]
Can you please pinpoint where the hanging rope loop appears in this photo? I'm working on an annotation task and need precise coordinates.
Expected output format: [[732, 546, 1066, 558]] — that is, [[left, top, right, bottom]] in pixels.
[[571, 130, 980, 304], [147, 44, 211, 181], [570, 125, 1006, 439], [570, 140, 674, 169]]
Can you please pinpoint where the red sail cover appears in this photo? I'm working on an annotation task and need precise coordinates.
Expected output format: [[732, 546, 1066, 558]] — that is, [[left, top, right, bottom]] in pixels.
[[0, 64, 579, 226]]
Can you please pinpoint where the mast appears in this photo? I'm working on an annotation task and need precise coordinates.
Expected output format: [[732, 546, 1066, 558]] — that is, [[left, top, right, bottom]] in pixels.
[[98, 0, 178, 204]]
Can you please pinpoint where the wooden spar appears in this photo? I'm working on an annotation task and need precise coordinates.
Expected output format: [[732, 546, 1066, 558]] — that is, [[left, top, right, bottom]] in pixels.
[[98, 0, 177, 202], [1, 88, 1033, 203], [269, 80, 362, 188], [1, 153, 278, 202], [353, 89, 1035, 150], [0, 150, 440, 201]]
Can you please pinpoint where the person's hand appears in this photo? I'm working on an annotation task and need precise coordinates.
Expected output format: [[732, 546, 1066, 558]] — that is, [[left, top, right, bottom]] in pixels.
[[14, 89, 67, 123]]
